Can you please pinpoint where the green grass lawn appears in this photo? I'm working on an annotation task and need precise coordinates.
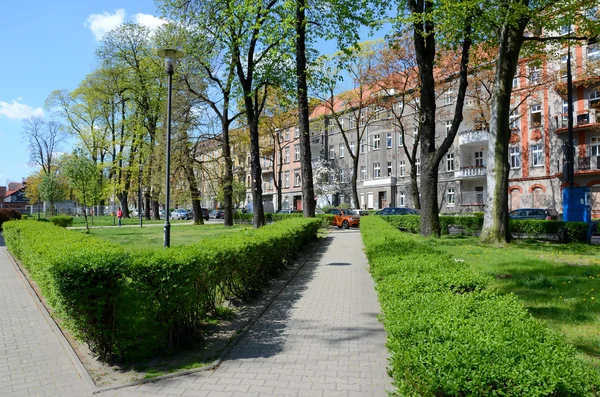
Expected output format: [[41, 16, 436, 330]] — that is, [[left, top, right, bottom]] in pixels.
[[87, 223, 249, 250], [70, 215, 191, 227], [427, 235, 600, 368]]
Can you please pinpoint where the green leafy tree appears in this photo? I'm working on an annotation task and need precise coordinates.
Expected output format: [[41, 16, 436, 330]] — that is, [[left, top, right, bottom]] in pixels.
[[39, 173, 67, 216], [64, 150, 102, 232]]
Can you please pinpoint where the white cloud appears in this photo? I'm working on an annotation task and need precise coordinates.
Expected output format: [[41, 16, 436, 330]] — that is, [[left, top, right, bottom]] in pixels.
[[86, 9, 126, 40], [134, 13, 167, 31], [0, 100, 43, 120]]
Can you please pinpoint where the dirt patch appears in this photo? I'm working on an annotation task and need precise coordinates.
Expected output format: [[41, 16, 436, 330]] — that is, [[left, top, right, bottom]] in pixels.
[[14, 235, 326, 388]]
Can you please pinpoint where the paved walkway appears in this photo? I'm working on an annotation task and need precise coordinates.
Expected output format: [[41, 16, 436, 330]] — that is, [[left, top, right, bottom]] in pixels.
[[0, 229, 392, 397]]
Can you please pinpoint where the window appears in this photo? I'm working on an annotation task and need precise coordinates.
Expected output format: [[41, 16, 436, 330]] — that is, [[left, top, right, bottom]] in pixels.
[[294, 170, 301, 187], [445, 121, 452, 136], [399, 160, 406, 176], [560, 24, 572, 35], [447, 188, 455, 205], [339, 169, 345, 183], [591, 136, 600, 156], [360, 108, 367, 126], [349, 117, 356, 129], [512, 76, 519, 89], [560, 53, 574, 80], [360, 166, 366, 181], [446, 154, 455, 171], [294, 145, 300, 161], [475, 151, 484, 167], [588, 44, 600, 61], [387, 161, 392, 176], [444, 90, 454, 105], [350, 141, 355, 156], [360, 140, 366, 154], [413, 127, 419, 143], [399, 192, 406, 207], [329, 145, 335, 160], [284, 171, 290, 188], [339, 143, 345, 158], [475, 186, 484, 204], [590, 91, 600, 108], [373, 163, 381, 178], [373, 134, 381, 150], [530, 104, 542, 126], [284, 129, 290, 141], [529, 64, 541, 84], [294, 127, 300, 138], [387, 132, 393, 148], [284, 147, 290, 163], [398, 133, 404, 147], [531, 144, 543, 166], [247, 175, 251, 187], [510, 146, 521, 168], [509, 109, 520, 129], [562, 100, 569, 120], [416, 158, 421, 175]]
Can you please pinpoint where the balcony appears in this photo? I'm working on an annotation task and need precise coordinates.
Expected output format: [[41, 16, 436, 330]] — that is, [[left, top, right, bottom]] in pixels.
[[556, 110, 598, 133], [458, 129, 489, 146], [456, 166, 486, 179], [460, 191, 486, 206], [575, 155, 600, 172]]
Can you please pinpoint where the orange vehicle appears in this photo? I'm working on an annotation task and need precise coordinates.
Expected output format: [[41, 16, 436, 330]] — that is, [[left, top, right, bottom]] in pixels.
[[326, 208, 361, 229]]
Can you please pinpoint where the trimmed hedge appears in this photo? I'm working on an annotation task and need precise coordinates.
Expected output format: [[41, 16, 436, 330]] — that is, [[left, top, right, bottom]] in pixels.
[[49, 215, 74, 227], [361, 216, 600, 396], [233, 212, 333, 227], [381, 215, 589, 242], [3, 217, 321, 361], [0, 208, 21, 230]]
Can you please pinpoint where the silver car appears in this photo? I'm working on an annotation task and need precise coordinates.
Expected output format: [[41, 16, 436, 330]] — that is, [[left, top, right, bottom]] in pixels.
[[171, 208, 191, 220]]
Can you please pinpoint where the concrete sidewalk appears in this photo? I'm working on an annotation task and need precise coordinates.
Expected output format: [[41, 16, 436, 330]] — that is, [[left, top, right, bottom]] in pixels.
[[1, 229, 392, 397]]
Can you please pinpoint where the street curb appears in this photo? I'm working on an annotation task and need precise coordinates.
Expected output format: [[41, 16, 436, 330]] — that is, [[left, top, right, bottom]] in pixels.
[[92, 233, 328, 394], [2, 248, 97, 393]]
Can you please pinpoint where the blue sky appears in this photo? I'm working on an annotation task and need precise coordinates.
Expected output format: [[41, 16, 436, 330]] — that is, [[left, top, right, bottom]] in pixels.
[[0, 1, 166, 185], [0, 2, 388, 186]]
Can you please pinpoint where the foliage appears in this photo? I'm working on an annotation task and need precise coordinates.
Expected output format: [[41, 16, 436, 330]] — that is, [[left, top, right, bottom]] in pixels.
[[0, 209, 21, 230], [64, 150, 103, 231], [49, 215, 73, 228], [3, 218, 320, 362], [360, 216, 600, 396], [39, 173, 67, 214]]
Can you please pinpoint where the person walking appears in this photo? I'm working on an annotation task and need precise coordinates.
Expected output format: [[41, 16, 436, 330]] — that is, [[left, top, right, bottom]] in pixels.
[[117, 207, 123, 227]]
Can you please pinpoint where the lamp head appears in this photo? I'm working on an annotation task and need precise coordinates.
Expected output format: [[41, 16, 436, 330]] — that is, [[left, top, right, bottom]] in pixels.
[[157, 48, 184, 74]]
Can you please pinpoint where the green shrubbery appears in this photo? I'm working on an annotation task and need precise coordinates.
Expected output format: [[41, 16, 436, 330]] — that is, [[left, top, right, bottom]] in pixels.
[[0, 209, 21, 230], [3, 217, 321, 362], [381, 214, 589, 242], [232, 212, 333, 228], [49, 215, 74, 227], [361, 216, 600, 396]]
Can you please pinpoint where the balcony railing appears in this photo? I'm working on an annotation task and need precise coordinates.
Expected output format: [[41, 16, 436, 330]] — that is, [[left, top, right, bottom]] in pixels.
[[457, 166, 486, 178], [458, 129, 489, 146], [460, 191, 485, 206], [559, 111, 598, 128], [575, 155, 600, 172]]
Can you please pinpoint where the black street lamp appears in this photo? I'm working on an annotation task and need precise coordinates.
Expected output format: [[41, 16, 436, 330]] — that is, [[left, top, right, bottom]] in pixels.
[[158, 48, 184, 248]]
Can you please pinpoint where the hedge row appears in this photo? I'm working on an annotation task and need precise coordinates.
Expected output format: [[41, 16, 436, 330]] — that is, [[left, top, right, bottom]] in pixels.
[[233, 212, 334, 227], [49, 215, 74, 227], [360, 216, 599, 396], [3, 217, 321, 362], [381, 215, 589, 242]]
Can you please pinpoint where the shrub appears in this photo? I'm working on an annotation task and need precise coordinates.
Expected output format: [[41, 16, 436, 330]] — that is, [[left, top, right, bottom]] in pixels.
[[0, 208, 21, 230], [49, 215, 74, 228], [360, 216, 600, 396], [3, 217, 321, 362]]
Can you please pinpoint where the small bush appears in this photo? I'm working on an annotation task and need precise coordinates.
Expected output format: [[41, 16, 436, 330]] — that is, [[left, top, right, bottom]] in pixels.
[[0, 209, 21, 230], [361, 216, 600, 396], [49, 215, 74, 228]]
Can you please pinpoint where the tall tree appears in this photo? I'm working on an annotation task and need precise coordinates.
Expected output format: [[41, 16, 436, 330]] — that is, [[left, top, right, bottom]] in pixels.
[[64, 150, 102, 232], [21, 116, 66, 176]]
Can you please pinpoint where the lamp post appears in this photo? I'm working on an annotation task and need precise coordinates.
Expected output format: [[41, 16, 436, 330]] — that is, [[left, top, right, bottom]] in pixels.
[[158, 48, 184, 248]]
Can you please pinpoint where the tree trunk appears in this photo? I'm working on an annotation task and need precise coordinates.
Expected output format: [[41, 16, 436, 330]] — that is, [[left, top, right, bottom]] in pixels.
[[185, 165, 204, 225], [144, 193, 151, 220], [351, 155, 360, 208], [222, 122, 234, 227], [420, 157, 440, 236], [296, 0, 315, 218], [117, 191, 129, 218], [249, 122, 265, 227], [410, 166, 421, 210], [152, 199, 160, 220], [481, 21, 527, 244]]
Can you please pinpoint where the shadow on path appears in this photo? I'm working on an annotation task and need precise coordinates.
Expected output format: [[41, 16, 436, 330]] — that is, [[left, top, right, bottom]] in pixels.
[[0, 232, 5, 247]]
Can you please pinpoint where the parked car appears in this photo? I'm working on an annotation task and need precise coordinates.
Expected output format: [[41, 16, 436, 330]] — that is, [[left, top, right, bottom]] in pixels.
[[325, 208, 361, 229], [171, 208, 192, 220], [374, 209, 383, 215], [276, 209, 300, 214], [509, 208, 558, 220], [351, 209, 370, 216], [209, 209, 224, 219], [380, 207, 420, 216], [201, 208, 210, 221]]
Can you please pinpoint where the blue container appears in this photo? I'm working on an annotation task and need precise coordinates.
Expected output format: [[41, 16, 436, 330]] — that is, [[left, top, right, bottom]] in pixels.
[[562, 186, 592, 242]]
